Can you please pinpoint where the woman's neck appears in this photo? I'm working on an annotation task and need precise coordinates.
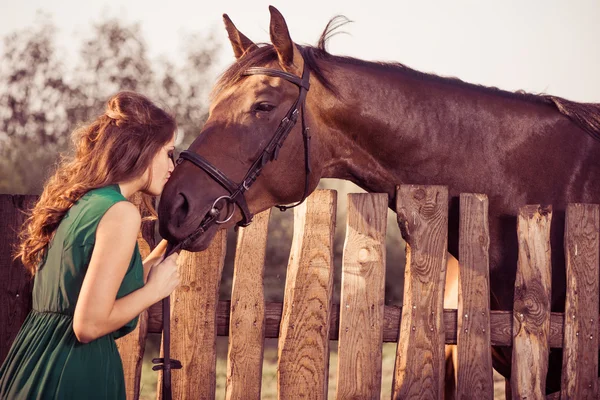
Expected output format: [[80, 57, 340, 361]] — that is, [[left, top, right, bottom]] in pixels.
[[118, 177, 145, 199]]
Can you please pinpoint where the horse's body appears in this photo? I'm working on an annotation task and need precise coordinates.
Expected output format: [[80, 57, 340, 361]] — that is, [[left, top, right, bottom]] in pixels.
[[158, 7, 600, 393]]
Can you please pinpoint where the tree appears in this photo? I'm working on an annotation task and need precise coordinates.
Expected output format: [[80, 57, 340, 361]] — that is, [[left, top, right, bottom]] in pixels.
[[0, 14, 73, 194], [151, 32, 222, 148], [0, 17, 221, 194], [73, 18, 154, 119]]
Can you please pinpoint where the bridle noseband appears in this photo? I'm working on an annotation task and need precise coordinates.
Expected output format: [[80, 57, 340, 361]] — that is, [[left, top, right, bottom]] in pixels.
[[153, 64, 312, 400]]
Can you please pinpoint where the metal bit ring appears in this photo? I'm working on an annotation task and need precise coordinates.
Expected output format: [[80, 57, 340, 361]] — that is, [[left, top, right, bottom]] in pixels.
[[211, 195, 236, 224]]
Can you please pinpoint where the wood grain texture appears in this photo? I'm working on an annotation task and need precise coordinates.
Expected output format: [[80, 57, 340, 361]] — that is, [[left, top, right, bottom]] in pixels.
[[147, 302, 579, 347], [336, 193, 387, 399], [116, 228, 152, 400], [456, 193, 493, 400], [393, 185, 448, 400], [116, 192, 153, 400], [157, 229, 227, 400], [511, 205, 552, 400], [0, 195, 36, 364], [277, 190, 336, 400], [226, 210, 271, 400], [561, 204, 599, 399]]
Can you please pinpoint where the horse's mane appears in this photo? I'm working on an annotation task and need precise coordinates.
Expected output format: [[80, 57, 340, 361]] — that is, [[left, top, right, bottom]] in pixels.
[[213, 17, 600, 138]]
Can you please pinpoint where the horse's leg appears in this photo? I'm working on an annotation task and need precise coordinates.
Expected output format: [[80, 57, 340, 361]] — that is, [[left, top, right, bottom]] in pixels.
[[444, 254, 460, 400]]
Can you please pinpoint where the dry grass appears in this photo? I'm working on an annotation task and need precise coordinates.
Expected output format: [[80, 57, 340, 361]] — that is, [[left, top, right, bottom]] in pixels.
[[140, 336, 507, 399]]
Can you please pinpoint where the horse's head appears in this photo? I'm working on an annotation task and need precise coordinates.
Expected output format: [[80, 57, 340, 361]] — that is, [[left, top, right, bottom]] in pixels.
[[159, 7, 328, 251]]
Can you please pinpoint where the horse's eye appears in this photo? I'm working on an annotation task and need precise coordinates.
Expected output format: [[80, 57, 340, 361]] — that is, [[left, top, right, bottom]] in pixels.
[[254, 102, 276, 113]]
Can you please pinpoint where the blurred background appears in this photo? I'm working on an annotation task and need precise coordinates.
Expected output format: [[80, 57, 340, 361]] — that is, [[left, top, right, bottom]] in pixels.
[[1, 0, 599, 398]]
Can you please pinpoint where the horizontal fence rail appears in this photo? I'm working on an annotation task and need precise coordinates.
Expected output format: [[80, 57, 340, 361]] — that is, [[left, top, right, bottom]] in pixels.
[[143, 302, 598, 347]]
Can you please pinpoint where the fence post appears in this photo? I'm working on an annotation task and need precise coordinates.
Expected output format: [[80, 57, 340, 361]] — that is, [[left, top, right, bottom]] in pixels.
[[393, 185, 448, 400], [277, 190, 336, 399], [336, 193, 387, 398], [226, 210, 271, 400], [561, 204, 599, 399], [457, 193, 493, 399], [157, 230, 227, 399], [511, 205, 552, 399], [0, 195, 36, 364]]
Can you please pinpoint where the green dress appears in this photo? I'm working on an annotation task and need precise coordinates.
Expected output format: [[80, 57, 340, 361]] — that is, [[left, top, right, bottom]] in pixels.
[[0, 185, 144, 399]]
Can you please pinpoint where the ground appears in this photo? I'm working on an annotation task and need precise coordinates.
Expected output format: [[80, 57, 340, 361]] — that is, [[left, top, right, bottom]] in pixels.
[[139, 335, 506, 399]]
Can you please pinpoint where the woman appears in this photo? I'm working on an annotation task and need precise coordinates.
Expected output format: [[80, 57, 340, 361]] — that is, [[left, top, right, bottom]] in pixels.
[[0, 91, 181, 399]]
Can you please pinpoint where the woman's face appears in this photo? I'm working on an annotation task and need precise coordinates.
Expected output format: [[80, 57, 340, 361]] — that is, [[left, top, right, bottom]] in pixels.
[[144, 133, 176, 196]]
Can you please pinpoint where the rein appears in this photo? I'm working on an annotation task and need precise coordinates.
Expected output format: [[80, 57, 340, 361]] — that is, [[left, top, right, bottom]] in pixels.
[[153, 64, 311, 399]]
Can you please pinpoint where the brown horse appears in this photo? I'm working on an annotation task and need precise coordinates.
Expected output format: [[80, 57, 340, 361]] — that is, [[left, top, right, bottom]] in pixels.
[[158, 6, 600, 394]]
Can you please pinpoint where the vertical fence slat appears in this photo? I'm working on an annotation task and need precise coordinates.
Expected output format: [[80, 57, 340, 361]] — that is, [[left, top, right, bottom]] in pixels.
[[561, 204, 599, 399], [116, 193, 155, 400], [335, 193, 387, 399], [510, 205, 552, 399], [277, 190, 336, 399], [226, 210, 271, 400], [456, 193, 493, 399], [157, 229, 227, 399], [116, 229, 151, 400], [393, 185, 448, 400], [0, 195, 36, 364]]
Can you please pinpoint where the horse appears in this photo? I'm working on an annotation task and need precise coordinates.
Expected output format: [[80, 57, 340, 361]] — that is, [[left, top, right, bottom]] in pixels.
[[157, 6, 600, 395]]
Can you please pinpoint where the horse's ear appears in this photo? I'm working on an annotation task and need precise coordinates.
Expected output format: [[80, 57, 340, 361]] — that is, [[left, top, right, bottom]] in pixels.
[[268, 6, 303, 75], [223, 14, 256, 59]]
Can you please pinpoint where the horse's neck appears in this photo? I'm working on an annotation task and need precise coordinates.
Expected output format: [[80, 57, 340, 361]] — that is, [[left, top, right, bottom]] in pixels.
[[316, 61, 457, 199]]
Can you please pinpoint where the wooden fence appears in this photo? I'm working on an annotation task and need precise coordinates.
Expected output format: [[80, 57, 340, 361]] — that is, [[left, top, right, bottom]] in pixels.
[[1, 185, 599, 399]]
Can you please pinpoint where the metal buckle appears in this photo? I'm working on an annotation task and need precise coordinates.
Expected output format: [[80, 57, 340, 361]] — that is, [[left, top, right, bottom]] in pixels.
[[211, 195, 236, 224]]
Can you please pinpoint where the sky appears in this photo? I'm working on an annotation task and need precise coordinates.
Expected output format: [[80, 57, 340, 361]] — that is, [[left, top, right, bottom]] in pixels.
[[0, 0, 599, 102]]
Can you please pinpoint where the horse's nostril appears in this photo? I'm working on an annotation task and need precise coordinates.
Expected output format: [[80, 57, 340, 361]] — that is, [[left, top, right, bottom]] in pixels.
[[174, 193, 190, 228]]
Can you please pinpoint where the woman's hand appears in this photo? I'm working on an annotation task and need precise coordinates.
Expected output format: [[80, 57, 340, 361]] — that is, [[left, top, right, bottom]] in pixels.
[[146, 252, 181, 301], [142, 239, 169, 282]]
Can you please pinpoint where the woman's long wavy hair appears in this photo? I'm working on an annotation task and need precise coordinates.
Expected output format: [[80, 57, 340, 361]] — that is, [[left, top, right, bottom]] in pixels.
[[16, 91, 176, 276]]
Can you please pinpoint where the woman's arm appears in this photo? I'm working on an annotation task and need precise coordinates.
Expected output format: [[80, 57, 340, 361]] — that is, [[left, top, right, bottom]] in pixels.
[[142, 239, 168, 282], [73, 202, 178, 343]]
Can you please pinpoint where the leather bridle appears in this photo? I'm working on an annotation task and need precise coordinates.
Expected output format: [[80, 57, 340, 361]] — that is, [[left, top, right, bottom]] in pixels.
[[153, 64, 311, 400]]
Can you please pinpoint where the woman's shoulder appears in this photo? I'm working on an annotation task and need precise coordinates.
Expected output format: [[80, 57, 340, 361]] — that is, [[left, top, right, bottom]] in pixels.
[[65, 185, 135, 246], [73, 185, 127, 215], [100, 200, 141, 226]]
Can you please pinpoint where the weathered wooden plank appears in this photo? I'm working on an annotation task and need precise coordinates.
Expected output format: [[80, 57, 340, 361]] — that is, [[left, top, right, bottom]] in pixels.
[[0, 195, 36, 364], [147, 301, 598, 350], [157, 230, 227, 399], [456, 193, 493, 399], [226, 210, 271, 400], [561, 204, 599, 399], [277, 190, 336, 400], [336, 193, 387, 399], [393, 185, 448, 400], [511, 205, 552, 399], [116, 230, 151, 400], [116, 193, 154, 400]]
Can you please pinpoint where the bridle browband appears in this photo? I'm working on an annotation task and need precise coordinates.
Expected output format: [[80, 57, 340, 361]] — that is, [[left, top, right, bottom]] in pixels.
[[153, 64, 312, 400]]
